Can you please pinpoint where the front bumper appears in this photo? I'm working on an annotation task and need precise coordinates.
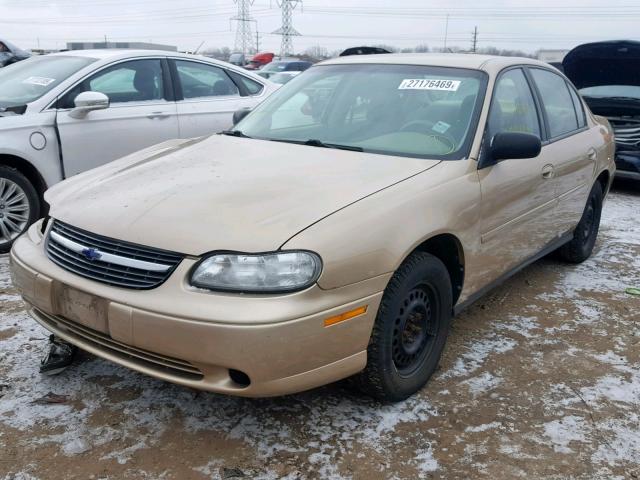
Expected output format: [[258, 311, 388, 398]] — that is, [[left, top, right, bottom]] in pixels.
[[10, 222, 386, 397], [615, 151, 640, 181]]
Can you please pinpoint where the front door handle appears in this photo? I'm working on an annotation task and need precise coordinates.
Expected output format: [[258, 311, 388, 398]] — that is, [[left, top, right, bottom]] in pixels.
[[541, 164, 555, 179], [147, 112, 171, 119]]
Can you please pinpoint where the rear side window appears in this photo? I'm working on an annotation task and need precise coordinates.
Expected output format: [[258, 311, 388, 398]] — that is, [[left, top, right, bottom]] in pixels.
[[568, 86, 587, 128], [488, 68, 541, 138], [175, 60, 239, 99], [530, 68, 580, 138], [227, 70, 264, 96]]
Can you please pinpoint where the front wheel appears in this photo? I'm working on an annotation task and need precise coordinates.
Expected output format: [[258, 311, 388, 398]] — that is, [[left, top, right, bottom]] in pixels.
[[0, 166, 40, 253], [355, 252, 453, 402], [558, 181, 603, 264]]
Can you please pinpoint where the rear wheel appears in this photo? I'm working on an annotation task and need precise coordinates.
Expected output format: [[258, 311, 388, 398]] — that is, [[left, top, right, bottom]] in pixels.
[[0, 166, 40, 253], [558, 181, 603, 263], [355, 252, 452, 402]]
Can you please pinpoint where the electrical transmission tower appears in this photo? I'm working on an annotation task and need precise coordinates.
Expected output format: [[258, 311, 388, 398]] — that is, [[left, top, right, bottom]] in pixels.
[[273, 0, 302, 57], [471, 26, 478, 53], [232, 0, 256, 57]]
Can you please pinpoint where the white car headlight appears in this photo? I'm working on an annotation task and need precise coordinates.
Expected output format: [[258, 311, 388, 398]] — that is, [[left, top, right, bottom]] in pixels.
[[190, 251, 322, 293]]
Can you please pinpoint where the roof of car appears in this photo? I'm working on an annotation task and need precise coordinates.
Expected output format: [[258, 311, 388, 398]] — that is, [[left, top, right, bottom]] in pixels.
[[320, 53, 555, 73], [47, 49, 213, 61]]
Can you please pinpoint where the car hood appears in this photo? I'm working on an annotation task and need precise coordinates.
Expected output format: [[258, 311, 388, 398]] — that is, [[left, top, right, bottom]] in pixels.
[[563, 40, 640, 89], [46, 135, 440, 255]]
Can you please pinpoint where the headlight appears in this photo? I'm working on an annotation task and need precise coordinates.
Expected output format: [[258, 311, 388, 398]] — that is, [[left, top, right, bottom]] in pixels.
[[190, 251, 322, 293]]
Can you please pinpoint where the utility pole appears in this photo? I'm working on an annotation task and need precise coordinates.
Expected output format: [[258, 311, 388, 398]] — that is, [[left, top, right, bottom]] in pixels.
[[232, 0, 256, 57], [443, 14, 449, 51], [471, 26, 478, 53], [273, 0, 302, 57], [256, 30, 260, 53]]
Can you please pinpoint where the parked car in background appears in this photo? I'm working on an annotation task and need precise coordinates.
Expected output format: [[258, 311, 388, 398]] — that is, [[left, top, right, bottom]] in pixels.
[[228, 53, 245, 67], [268, 71, 301, 85], [340, 46, 392, 56], [11, 54, 614, 401], [564, 40, 640, 181], [256, 59, 313, 79], [0, 49, 276, 251], [0, 39, 30, 67], [245, 52, 275, 70]]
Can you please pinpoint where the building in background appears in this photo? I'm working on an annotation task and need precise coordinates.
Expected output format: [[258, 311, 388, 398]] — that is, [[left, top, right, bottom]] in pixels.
[[66, 41, 177, 51], [537, 49, 569, 63]]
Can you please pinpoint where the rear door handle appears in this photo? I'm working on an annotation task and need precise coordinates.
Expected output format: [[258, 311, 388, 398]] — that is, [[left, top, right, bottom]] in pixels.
[[541, 164, 555, 179], [147, 112, 171, 119], [588, 148, 598, 160]]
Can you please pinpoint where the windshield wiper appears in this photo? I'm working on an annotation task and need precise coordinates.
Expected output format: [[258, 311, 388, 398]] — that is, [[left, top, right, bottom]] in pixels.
[[270, 138, 363, 152], [220, 129, 252, 138]]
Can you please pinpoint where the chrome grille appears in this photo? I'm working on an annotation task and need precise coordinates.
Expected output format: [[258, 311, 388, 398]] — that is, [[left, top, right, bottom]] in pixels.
[[46, 220, 183, 289], [609, 117, 640, 150]]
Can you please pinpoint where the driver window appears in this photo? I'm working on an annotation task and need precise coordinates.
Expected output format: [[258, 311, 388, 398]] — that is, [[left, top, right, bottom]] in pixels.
[[59, 59, 165, 108], [489, 69, 541, 139]]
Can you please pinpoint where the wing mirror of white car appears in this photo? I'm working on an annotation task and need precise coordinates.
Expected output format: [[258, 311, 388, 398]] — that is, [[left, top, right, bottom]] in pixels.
[[232, 107, 252, 125], [69, 91, 110, 119]]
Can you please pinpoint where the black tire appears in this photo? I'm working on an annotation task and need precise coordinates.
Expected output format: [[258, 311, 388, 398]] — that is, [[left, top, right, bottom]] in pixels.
[[0, 166, 40, 253], [558, 181, 603, 264], [355, 252, 453, 402]]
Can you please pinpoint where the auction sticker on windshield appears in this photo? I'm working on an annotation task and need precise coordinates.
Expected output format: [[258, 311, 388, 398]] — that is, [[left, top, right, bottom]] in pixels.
[[22, 76, 56, 87], [398, 79, 461, 91]]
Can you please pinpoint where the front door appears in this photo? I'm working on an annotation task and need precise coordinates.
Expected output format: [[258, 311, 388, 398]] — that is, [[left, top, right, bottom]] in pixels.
[[56, 58, 179, 177], [477, 68, 559, 282]]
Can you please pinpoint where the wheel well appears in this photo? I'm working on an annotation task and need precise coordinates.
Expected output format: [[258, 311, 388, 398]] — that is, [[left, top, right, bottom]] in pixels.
[[413, 234, 465, 305], [596, 170, 611, 195], [0, 154, 48, 208]]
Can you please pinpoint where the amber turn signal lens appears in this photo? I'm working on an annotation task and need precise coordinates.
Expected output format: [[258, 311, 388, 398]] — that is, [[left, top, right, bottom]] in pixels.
[[324, 305, 368, 327]]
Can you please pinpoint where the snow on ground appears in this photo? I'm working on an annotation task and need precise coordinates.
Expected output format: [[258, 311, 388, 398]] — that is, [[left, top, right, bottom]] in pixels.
[[1, 186, 639, 479]]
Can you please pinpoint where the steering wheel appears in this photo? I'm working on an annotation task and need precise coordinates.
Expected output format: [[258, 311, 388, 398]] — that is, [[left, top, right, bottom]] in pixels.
[[426, 134, 456, 154], [399, 119, 436, 133], [399, 120, 456, 154]]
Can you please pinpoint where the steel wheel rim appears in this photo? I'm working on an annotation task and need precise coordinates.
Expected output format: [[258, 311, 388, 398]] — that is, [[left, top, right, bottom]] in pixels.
[[392, 286, 438, 377], [582, 196, 596, 240], [0, 178, 30, 243]]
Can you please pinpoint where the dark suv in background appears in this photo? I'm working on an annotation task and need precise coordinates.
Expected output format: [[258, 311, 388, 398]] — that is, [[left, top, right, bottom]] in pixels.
[[564, 40, 640, 181]]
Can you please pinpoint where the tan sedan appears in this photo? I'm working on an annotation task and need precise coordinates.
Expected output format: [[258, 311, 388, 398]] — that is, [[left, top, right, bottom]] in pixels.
[[10, 54, 615, 401]]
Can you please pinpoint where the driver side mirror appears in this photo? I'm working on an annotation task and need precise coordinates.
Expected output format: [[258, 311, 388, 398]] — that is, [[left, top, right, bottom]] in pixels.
[[485, 132, 542, 166], [69, 91, 110, 119], [232, 108, 252, 125]]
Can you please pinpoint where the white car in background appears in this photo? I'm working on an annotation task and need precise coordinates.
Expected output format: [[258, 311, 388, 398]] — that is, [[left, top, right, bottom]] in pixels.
[[0, 49, 277, 251]]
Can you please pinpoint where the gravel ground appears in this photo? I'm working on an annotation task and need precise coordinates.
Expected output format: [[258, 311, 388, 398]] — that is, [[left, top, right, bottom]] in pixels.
[[0, 181, 638, 480]]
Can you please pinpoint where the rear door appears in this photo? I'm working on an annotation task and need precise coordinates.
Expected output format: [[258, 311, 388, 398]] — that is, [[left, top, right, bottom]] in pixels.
[[478, 67, 559, 277], [56, 58, 179, 176], [171, 59, 264, 138], [527, 67, 596, 234]]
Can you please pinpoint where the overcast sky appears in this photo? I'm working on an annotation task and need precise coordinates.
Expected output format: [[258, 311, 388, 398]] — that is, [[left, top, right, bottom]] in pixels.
[[1, 0, 639, 54]]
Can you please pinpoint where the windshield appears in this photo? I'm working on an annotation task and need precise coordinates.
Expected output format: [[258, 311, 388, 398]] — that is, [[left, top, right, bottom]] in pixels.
[[237, 64, 488, 159], [579, 85, 640, 100], [0, 55, 96, 108]]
